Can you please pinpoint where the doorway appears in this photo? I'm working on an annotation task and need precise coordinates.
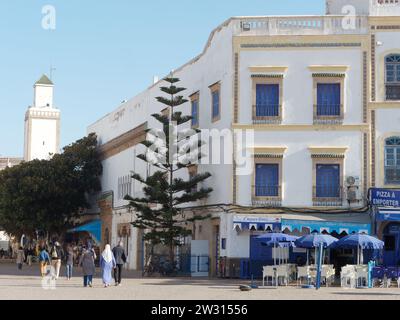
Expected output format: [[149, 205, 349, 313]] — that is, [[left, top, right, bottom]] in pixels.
[[383, 223, 400, 266]]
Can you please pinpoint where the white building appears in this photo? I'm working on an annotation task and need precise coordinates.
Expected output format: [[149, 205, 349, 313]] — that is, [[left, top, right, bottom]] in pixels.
[[24, 75, 60, 161], [0, 158, 22, 171], [88, 0, 400, 275]]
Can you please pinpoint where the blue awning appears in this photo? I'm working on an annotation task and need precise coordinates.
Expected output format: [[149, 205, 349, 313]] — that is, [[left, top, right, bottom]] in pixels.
[[68, 220, 102, 243], [281, 219, 371, 235], [376, 208, 400, 222]]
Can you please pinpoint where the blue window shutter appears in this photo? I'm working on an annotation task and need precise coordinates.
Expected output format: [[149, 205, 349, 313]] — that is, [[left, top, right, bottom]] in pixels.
[[255, 164, 279, 196], [192, 100, 198, 126], [256, 84, 279, 117], [317, 84, 340, 116], [212, 91, 219, 118], [316, 164, 340, 197]]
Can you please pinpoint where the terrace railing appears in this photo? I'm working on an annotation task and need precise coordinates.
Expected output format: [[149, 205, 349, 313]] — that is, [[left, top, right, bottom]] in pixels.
[[233, 16, 368, 36]]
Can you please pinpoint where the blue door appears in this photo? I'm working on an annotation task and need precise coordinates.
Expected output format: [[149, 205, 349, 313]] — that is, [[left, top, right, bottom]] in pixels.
[[247, 235, 274, 279], [383, 224, 400, 267]]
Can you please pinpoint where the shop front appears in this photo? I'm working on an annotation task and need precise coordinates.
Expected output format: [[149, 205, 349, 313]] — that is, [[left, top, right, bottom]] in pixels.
[[374, 207, 400, 266], [281, 215, 372, 275], [371, 188, 400, 266], [220, 215, 281, 279]]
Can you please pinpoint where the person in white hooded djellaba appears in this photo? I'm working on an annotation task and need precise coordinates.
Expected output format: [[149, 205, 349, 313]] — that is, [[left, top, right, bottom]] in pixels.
[[100, 244, 116, 288]]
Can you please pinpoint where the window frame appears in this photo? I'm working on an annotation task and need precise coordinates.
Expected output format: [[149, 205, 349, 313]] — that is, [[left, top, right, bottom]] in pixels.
[[252, 76, 283, 124], [313, 75, 345, 124], [190, 92, 200, 129], [312, 156, 344, 207], [252, 156, 283, 202], [385, 55, 400, 101], [209, 82, 221, 123], [384, 137, 400, 185]]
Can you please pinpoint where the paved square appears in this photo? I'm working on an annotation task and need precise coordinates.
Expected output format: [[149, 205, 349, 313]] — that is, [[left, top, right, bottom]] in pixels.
[[0, 263, 399, 300]]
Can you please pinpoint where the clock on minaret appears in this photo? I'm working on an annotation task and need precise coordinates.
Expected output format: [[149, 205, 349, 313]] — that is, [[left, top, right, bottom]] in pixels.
[[24, 74, 61, 161]]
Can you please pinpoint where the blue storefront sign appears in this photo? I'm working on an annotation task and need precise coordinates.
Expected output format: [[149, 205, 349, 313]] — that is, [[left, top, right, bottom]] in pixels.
[[370, 188, 400, 207]]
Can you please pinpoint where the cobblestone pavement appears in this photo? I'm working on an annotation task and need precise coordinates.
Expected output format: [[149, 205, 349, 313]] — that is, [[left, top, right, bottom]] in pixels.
[[0, 263, 400, 300]]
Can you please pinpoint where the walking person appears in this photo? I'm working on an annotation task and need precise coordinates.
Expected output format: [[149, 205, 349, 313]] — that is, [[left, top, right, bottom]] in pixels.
[[65, 244, 74, 280], [100, 245, 116, 288], [50, 242, 64, 279], [112, 241, 127, 286], [16, 247, 25, 270], [39, 247, 51, 277], [79, 246, 96, 287], [26, 247, 34, 266]]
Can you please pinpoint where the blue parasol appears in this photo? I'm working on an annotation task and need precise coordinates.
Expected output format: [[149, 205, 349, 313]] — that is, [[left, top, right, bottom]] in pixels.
[[256, 233, 299, 265], [331, 234, 384, 265], [295, 234, 338, 249]]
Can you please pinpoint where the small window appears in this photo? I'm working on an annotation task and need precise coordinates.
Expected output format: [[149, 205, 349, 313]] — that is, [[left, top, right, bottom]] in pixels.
[[255, 164, 279, 197], [191, 99, 199, 127], [317, 83, 341, 116], [256, 84, 279, 117], [221, 238, 227, 250], [212, 90, 220, 120]]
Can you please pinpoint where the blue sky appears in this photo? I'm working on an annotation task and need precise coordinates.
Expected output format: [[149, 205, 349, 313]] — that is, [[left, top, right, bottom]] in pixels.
[[0, 0, 324, 157]]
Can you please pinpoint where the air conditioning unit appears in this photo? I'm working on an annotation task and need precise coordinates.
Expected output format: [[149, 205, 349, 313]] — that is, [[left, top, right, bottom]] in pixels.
[[346, 176, 360, 187], [345, 176, 361, 202]]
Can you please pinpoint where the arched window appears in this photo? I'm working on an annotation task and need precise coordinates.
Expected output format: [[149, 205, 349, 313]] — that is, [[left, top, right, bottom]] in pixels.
[[385, 55, 400, 100], [385, 137, 400, 184]]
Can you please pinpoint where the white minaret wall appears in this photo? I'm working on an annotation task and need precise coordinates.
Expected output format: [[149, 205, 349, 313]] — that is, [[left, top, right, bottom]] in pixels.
[[34, 84, 54, 108], [24, 75, 61, 161]]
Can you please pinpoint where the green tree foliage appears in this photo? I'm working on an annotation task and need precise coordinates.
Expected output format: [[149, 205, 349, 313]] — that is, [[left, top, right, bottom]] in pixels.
[[0, 133, 102, 238], [125, 77, 213, 263]]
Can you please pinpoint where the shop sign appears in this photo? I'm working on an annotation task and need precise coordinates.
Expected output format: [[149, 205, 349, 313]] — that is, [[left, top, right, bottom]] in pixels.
[[370, 188, 400, 207]]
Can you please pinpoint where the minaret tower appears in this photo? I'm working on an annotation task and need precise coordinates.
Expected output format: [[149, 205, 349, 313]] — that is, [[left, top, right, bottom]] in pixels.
[[24, 75, 61, 161]]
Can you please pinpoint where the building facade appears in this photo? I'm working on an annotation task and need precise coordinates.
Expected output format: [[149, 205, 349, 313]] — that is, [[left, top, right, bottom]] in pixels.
[[88, 0, 400, 275], [24, 75, 61, 162], [0, 158, 22, 171]]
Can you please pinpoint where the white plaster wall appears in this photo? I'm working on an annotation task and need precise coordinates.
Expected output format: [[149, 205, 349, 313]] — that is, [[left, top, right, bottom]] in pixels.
[[34, 85, 53, 108], [29, 117, 59, 160], [240, 49, 364, 125], [237, 130, 363, 207], [219, 214, 251, 259], [111, 211, 138, 270], [88, 22, 235, 206]]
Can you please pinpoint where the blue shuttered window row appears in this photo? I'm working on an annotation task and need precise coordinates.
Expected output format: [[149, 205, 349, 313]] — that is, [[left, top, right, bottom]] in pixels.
[[254, 163, 342, 199], [256, 84, 280, 117]]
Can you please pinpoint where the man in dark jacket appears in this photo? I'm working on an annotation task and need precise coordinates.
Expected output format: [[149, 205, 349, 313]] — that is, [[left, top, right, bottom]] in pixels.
[[112, 241, 127, 286]]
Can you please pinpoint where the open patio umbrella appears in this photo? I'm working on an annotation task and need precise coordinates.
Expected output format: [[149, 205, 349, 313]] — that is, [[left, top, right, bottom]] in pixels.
[[331, 234, 384, 265], [295, 234, 339, 289], [256, 233, 299, 265], [295, 234, 339, 266], [295, 234, 338, 249]]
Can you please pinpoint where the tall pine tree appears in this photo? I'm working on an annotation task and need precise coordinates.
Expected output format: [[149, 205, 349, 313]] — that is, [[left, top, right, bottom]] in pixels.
[[125, 77, 213, 266]]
